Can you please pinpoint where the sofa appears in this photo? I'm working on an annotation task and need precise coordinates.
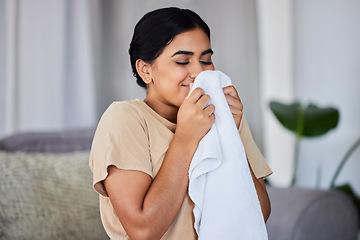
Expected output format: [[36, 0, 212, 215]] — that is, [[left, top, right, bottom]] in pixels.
[[0, 128, 358, 240]]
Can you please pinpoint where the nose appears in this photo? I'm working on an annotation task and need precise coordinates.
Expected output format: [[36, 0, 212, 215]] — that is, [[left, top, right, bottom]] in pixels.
[[189, 62, 205, 79]]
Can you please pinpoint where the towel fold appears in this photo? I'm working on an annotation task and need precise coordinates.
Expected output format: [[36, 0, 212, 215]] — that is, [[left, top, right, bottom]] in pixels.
[[188, 70, 268, 240]]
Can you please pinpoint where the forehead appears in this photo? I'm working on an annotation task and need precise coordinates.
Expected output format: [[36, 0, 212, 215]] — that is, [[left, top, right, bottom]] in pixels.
[[163, 28, 211, 54]]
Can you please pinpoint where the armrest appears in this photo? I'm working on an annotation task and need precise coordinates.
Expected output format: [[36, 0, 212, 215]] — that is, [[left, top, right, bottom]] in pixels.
[[266, 186, 359, 240]]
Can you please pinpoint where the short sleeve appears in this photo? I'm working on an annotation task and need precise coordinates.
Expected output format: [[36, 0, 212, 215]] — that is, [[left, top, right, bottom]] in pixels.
[[239, 117, 272, 179], [89, 102, 152, 197]]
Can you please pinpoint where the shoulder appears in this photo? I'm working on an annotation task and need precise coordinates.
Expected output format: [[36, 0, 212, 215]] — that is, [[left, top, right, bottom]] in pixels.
[[103, 100, 142, 118], [92, 100, 150, 142], [100, 100, 146, 126]]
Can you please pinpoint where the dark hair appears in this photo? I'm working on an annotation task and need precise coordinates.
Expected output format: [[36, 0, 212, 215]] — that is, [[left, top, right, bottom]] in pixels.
[[129, 7, 211, 88]]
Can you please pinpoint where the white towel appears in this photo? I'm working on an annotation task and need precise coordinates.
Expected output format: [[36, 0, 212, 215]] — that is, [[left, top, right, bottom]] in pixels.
[[188, 70, 268, 240]]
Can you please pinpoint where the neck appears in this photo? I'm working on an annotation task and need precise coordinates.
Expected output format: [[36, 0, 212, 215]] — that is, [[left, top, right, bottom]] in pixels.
[[144, 97, 179, 124]]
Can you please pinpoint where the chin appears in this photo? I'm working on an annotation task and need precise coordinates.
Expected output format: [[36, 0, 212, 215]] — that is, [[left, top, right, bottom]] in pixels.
[[177, 95, 188, 106]]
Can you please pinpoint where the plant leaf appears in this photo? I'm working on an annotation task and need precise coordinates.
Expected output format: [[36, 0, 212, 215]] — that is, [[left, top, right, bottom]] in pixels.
[[303, 104, 340, 137], [269, 101, 339, 138], [269, 101, 301, 134]]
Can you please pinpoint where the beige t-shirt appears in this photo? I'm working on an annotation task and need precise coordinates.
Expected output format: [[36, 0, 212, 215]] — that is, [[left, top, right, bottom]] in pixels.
[[89, 99, 272, 240]]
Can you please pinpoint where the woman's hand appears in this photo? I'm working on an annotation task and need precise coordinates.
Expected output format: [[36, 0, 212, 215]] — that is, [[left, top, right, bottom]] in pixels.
[[223, 86, 243, 129], [176, 87, 215, 145]]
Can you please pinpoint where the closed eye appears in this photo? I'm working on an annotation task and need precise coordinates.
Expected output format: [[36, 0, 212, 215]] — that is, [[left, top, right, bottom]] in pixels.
[[201, 61, 212, 65], [177, 61, 212, 65], [176, 62, 189, 65]]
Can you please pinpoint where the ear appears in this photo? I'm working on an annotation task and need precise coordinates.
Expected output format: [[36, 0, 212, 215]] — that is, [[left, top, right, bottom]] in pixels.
[[136, 59, 152, 84]]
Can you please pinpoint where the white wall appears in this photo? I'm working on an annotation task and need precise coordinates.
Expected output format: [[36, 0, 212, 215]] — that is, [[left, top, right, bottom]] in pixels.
[[294, 0, 360, 194]]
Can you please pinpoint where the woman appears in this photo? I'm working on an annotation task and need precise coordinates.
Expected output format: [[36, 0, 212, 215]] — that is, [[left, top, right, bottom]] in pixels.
[[89, 7, 272, 240]]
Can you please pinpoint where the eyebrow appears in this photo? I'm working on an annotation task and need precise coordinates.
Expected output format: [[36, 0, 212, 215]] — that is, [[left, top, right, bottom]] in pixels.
[[171, 48, 214, 57]]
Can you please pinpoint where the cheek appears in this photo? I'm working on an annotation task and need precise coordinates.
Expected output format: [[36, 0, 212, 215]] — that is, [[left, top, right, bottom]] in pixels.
[[164, 66, 189, 84], [176, 74, 189, 83], [156, 64, 187, 81]]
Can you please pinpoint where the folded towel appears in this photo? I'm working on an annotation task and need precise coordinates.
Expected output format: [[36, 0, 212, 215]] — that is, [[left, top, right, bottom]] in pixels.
[[188, 70, 268, 239]]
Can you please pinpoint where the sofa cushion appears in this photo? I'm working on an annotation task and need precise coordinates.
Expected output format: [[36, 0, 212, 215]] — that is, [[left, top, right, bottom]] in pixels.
[[0, 128, 95, 153], [0, 151, 108, 239]]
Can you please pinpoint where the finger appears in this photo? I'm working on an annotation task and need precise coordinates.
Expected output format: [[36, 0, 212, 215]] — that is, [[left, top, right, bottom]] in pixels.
[[228, 105, 243, 116], [229, 105, 243, 128], [204, 104, 215, 116], [223, 85, 239, 99], [196, 94, 211, 109], [187, 88, 205, 103], [209, 113, 215, 124], [224, 94, 243, 110]]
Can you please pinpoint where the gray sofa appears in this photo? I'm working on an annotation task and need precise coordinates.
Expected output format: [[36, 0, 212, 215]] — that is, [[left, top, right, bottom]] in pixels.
[[0, 129, 358, 240]]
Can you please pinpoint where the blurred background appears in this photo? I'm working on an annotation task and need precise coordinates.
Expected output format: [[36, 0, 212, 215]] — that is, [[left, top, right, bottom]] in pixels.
[[1, 0, 359, 195]]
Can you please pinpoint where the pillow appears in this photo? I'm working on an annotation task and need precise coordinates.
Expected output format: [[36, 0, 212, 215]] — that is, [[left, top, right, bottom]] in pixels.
[[0, 151, 108, 239]]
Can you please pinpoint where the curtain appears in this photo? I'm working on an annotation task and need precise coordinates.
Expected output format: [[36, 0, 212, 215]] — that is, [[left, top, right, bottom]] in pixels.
[[0, 0, 96, 139]]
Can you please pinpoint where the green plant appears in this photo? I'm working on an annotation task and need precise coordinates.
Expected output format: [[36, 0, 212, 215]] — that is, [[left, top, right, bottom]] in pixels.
[[329, 136, 360, 188], [269, 101, 339, 186], [330, 137, 360, 224]]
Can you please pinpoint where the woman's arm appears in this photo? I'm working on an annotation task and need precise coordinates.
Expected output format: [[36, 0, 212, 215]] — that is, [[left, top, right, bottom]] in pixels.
[[104, 136, 195, 240], [103, 88, 214, 240], [248, 163, 271, 222]]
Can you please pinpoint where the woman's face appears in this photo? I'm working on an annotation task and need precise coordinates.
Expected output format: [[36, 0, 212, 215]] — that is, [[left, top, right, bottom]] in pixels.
[[146, 27, 215, 108]]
